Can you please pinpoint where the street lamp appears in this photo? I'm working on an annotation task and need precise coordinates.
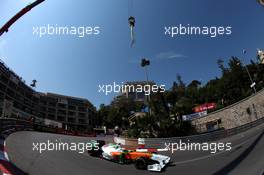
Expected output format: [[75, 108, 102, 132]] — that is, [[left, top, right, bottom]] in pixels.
[[141, 58, 150, 82], [242, 50, 257, 94], [141, 58, 151, 114], [258, 0, 264, 7], [30, 79, 37, 88], [128, 16, 136, 47]]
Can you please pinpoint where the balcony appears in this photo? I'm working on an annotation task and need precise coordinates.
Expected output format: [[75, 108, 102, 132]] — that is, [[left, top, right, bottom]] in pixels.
[[0, 74, 8, 84], [57, 116, 65, 122], [68, 105, 76, 111], [47, 114, 55, 120], [47, 108, 56, 113], [78, 107, 87, 112], [67, 117, 76, 123], [57, 109, 66, 115], [58, 103, 66, 109], [78, 112, 86, 118], [78, 119, 86, 124]]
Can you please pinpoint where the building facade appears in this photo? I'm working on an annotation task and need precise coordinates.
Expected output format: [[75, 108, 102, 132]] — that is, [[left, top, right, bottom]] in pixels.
[[0, 59, 95, 131]]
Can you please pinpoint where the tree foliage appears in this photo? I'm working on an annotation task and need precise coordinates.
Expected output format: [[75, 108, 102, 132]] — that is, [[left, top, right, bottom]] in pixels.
[[96, 56, 264, 138]]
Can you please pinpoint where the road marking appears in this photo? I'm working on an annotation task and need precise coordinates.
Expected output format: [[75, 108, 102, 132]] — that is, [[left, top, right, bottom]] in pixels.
[[173, 132, 261, 165], [4, 151, 9, 161], [4, 141, 9, 161]]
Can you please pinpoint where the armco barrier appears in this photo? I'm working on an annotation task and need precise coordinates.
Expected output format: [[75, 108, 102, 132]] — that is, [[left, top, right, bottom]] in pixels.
[[115, 117, 264, 148], [0, 118, 33, 137]]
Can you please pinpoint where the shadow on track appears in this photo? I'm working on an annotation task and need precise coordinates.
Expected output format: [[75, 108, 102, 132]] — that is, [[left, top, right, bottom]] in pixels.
[[213, 130, 264, 175]]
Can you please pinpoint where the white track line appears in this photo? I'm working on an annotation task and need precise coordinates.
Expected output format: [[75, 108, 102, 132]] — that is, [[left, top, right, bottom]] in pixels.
[[173, 132, 261, 165], [4, 141, 9, 161]]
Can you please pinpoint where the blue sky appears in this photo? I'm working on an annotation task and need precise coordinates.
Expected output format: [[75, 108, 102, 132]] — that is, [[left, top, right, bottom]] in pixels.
[[0, 0, 264, 108]]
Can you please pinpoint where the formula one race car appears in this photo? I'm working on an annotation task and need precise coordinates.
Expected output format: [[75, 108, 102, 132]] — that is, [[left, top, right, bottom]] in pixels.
[[88, 140, 170, 172]]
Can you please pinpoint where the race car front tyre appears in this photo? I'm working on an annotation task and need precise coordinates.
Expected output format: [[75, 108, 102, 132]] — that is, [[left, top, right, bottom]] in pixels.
[[135, 157, 148, 170], [88, 149, 102, 157]]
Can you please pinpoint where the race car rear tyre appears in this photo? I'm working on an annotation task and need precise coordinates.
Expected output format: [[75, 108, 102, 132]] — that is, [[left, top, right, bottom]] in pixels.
[[135, 157, 148, 170], [88, 140, 105, 157]]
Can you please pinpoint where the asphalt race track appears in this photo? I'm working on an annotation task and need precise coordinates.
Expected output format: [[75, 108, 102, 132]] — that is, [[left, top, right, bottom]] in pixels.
[[5, 123, 264, 175]]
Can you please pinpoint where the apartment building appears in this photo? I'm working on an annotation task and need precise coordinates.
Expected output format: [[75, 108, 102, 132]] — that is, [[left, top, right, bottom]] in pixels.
[[0, 59, 95, 131]]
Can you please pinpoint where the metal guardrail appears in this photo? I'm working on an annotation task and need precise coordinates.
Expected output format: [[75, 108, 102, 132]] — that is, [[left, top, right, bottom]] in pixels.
[[0, 117, 94, 140], [1, 117, 264, 148], [0, 118, 33, 137], [117, 117, 264, 148]]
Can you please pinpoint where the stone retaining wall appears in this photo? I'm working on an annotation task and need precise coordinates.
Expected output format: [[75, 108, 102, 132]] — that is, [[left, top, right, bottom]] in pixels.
[[192, 89, 264, 132]]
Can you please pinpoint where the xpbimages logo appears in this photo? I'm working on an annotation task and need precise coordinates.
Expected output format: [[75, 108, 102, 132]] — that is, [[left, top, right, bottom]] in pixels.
[[164, 24, 232, 38], [164, 140, 232, 154], [98, 82, 166, 95], [32, 140, 99, 154], [33, 24, 100, 37]]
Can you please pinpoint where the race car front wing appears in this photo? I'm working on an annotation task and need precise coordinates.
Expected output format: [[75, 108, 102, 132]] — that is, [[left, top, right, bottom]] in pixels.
[[147, 153, 170, 172]]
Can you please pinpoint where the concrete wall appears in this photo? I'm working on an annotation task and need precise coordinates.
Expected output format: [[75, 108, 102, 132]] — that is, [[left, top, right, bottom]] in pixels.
[[192, 89, 264, 133]]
